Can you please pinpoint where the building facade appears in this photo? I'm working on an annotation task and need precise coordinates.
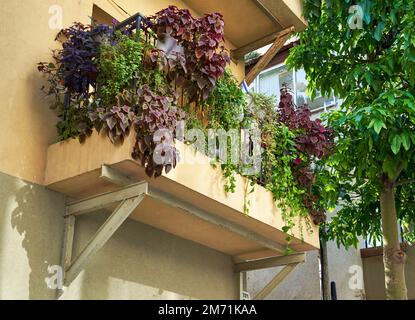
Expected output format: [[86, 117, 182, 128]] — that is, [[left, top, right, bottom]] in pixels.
[[0, 0, 315, 300]]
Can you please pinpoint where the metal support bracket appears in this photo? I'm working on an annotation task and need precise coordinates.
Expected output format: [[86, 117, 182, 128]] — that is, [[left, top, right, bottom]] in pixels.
[[61, 180, 147, 287], [60, 164, 302, 301], [235, 253, 305, 300], [253, 262, 300, 300]]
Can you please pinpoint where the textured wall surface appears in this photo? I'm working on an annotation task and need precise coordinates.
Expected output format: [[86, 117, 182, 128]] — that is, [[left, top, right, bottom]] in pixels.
[[0, 172, 239, 299], [326, 241, 365, 300], [247, 250, 321, 300], [0, 172, 65, 299]]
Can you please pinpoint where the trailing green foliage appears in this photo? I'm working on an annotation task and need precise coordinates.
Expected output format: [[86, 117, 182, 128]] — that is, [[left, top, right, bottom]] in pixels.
[[98, 32, 145, 105], [205, 69, 246, 130], [38, 7, 335, 247], [202, 71, 334, 238], [287, 0, 415, 247]]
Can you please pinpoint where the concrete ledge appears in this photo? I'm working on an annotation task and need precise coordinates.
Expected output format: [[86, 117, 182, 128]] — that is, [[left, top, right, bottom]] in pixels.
[[360, 244, 407, 258], [44, 131, 319, 260]]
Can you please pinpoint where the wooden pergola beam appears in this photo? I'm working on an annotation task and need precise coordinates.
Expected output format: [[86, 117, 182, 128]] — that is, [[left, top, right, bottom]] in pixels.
[[231, 27, 293, 61], [244, 26, 294, 86]]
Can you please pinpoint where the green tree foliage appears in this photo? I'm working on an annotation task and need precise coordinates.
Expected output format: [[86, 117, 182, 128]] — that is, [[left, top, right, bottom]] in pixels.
[[287, 0, 415, 299]]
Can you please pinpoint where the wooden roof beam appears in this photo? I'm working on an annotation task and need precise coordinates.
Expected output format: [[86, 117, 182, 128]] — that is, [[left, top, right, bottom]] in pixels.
[[231, 26, 294, 61], [244, 26, 294, 86]]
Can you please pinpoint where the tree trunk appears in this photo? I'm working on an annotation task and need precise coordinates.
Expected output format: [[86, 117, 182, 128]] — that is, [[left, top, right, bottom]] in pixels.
[[380, 182, 408, 300]]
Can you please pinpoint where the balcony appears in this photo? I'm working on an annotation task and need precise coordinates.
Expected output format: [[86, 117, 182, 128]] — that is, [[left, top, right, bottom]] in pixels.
[[38, 3, 320, 290], [45, 131, 319, 266], [183, 0, 307, 49]]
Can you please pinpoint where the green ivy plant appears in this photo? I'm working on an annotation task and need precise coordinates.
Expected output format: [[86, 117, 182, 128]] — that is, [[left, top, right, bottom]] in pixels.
[[205, 69, 246, 130], [97, 32, 145, 105], [245, 92, 313, 243], [199, 69, 333, 244]]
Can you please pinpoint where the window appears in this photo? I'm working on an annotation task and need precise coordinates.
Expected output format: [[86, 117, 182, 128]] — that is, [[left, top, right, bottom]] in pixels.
[[295, 69, 336, 113], [255, 65, 293, 101], [251, 63, 338, 115]]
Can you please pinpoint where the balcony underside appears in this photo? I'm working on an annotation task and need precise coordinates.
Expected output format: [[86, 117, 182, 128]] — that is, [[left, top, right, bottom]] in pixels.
[[45, 131, 319, 262], [183, 0, 307, 48]]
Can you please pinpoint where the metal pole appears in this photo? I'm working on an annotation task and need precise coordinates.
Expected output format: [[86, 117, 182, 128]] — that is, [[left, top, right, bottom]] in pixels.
[[330, 281, 337, 300]]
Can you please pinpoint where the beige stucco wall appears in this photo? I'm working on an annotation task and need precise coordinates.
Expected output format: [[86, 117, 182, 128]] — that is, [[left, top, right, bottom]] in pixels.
[[246, 242, 367, 300], [362, 245, 415, 300], [323, 208, 365, 300], [0, 172, 65, 299], [246, 208, 366, 300], [247, 250, 321, 300], [0, 171, 239, 299], [0, 0, 244, 186], [325, 240, 365, 300]]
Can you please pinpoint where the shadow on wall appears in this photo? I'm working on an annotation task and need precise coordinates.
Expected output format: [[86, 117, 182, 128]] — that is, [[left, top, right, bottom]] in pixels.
[[247, 250, 321, 300], [62, 211, 238, 300], [2, 173, 238, 299], [7, 173, 65, 299]]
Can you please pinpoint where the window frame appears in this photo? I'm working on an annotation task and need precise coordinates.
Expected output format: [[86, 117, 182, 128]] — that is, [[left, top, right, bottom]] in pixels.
[[251, 62, 339, 115]]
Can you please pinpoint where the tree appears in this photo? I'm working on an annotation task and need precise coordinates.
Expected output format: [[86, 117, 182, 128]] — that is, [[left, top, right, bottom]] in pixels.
[[287, 0, 415, 299]]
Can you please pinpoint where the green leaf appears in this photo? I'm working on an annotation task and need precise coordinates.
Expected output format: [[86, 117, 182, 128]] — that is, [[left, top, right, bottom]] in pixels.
[[382, 157, 396, 179], [368, 135, 373, 151], [408, 46, 415, 62], [364, 71, 374, 85], [388, 94, 395, 106], [401, 133, 411, 151], [391, 9, 397, 25], [391, 135, 402, 154], [374, 22, 385, 41], [405, 99, 415, 112], [373, 119, 385, 134], [362, 4, 371, 24]]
